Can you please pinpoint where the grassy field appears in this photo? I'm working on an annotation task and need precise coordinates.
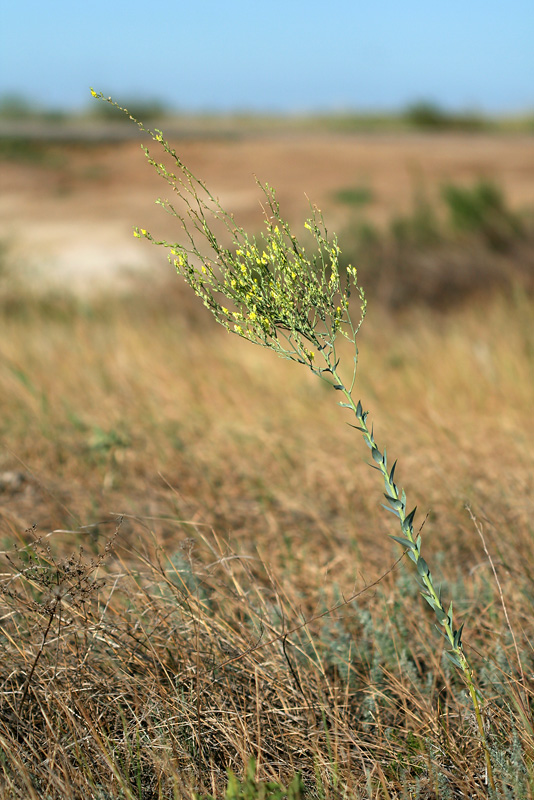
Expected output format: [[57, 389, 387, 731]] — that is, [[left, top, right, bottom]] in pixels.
[[1, 126, 534, 798]]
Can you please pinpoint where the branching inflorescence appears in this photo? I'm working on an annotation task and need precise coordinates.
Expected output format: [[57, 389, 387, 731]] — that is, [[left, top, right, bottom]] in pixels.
[[91, 89, 494, 788]]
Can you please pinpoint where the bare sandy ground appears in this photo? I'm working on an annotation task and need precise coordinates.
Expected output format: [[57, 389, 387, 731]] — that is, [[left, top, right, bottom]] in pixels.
[[1, 131, 533, 294]]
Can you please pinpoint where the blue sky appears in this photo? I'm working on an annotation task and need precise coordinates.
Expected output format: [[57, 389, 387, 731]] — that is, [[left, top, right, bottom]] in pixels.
[[1, 0, 533, 114]]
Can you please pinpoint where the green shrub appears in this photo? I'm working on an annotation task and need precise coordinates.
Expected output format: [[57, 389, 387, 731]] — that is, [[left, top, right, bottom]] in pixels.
[[442, 179, 523, 249]]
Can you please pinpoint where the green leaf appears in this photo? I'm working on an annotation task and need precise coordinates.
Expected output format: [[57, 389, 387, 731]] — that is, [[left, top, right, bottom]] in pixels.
[[356, 400, 363, 417], [389, 534, 415, 549], [421, 595, 448, 623], [416, 556, 430, 577], [453, 623, 465, 649], [389, 460, 398, 485], [421, 592, 436, 609], [381, 504, 401, 518], [435, 625, 450, 641], [384, 493, 403, 509], [402, 506, 417, 532], [444, 651, 463, 669], [372, 447, 383, 463], [434, 605, 449, 625]]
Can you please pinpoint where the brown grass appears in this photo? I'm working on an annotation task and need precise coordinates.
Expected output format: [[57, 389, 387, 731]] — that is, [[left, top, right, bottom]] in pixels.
[[1, 274, 534, 797]]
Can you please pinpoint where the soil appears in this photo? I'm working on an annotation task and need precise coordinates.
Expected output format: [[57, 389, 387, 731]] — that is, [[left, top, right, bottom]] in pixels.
[[1, 130, 533, 294]]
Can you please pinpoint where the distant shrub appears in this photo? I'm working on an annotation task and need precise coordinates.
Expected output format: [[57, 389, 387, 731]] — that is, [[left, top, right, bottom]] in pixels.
[[0, 94, 34, 119], [404, 100, 486, 131], [333, 185, 374, 207], [442, 179, 524, 249]]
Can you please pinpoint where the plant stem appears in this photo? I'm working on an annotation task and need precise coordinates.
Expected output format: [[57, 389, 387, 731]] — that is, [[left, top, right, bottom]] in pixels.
[[328, 362, 495, 790]]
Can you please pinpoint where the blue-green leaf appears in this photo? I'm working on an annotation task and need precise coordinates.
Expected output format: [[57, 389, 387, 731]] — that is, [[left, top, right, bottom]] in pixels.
[[402, 506, 417, 532], [372, 447, 383, 463], [453, 623, 464, 649], [416, 556, 430, 577], [444, 651, 463, 669], [389, 534, 415, 549], [384, 493, 403, 509]]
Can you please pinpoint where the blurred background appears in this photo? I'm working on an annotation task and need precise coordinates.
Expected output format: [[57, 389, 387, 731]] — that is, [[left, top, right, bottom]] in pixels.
[[1, 0, 534, 524], [2, 5, 534, 794], [0, 0, 533, 298]]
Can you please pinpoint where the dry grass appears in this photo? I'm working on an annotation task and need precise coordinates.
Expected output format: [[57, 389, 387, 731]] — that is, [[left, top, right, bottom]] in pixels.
[[1, 276, 534, 798]]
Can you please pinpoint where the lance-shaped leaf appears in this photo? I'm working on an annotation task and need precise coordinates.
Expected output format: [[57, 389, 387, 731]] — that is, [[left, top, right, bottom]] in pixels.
[[444, 651, 463, 669], [416, 556, 430, 577], [453, 622, 465, 650], [372, 447, 383, 464], [402, 506, 417, 533], [421, 594, 449, 624], [382, 504, 401, 518], [384, 493, 404, 509], [389, 534, 416, 550]]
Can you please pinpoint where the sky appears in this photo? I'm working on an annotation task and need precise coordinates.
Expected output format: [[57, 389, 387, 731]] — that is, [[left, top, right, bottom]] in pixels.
[[1, 0, 533, 115]]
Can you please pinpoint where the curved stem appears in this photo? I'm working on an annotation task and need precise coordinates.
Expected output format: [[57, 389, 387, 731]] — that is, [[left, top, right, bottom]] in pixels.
[[327, 362, 495, 790]]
